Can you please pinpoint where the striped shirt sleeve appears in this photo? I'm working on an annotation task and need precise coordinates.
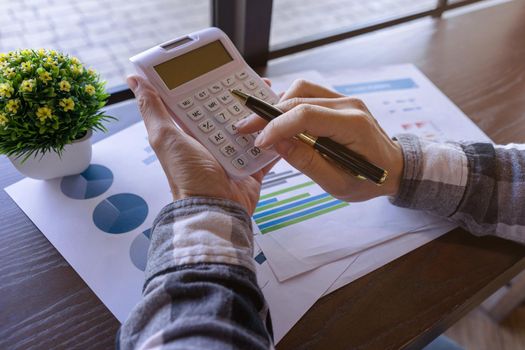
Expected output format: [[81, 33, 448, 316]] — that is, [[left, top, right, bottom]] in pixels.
[[118, 197, 273, 350], [392, 134, 525, 244]]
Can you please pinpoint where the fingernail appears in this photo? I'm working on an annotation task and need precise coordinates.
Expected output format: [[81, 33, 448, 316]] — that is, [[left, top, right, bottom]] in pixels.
[[234, 118, 247, 128], [127, 77, 138, 91], [254, 132, 266, 148]]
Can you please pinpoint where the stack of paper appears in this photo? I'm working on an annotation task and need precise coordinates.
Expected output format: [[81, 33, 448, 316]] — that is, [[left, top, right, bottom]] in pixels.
[[4, 65, 491, 343]]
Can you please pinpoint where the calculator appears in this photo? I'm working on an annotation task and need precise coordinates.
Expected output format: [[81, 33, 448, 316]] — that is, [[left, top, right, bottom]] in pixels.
[[130, 27, 279, 178]]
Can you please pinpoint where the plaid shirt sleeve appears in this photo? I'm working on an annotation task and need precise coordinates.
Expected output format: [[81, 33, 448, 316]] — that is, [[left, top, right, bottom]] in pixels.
[[118, 197, 273, 350], [392, 134, 525, 244]]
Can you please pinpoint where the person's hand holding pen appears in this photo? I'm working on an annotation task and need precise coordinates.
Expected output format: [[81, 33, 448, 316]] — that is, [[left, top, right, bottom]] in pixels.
[[235, 79, 404, 202]]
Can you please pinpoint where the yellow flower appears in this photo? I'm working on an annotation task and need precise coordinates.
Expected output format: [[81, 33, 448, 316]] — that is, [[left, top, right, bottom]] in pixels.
[[37, 48, 46, 57], [0, 113, 8, 127], [6, 99, 20, 114], [71, 64, 83, 75], [20, 49, 31, 56], [3, 67, 15, 79], [59, 80, 71, 92], [84, 84, 96, 96], [36, 106, 53, 122], [20, 79, 35, 92], [0, 83, 14, 98], [38, 70, 52, 84], [21, 61, 32, 72], [88, 68, 96, 76], [49, 50, 58, 56], [71, 57, 80, 65], [45, 56, 57, 68], [0, 53, 6, 62], [59, 97, 75, 112]]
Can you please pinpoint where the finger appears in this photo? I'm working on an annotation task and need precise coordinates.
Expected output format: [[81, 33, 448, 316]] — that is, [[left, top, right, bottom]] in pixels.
[[262, 78, 272, 87], [275, 139, 361, 198], [127, 75, 182, 149], [281, 79, 343, 101], [236, 96, 358, 134], [255, 104, 367, 148]]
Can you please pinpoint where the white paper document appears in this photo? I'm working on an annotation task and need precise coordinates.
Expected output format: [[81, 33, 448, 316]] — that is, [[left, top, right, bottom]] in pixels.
[[254, 64, 490, 281]]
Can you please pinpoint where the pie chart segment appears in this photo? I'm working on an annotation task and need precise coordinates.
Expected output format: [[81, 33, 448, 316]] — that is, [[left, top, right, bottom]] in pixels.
[[61, 164, 113, 199], [93, 193, 148, 234]]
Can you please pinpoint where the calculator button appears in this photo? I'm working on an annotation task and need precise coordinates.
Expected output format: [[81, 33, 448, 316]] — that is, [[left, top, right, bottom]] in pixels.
[[220, 143, 238, 157], [228, 103, 244, 115], [217, 91, 233, 104], [232, 155, 248, 169], [247, 146, 263, 159], [255, 89, 269, 100], [221, 75, 235, 87], [198, 119, 215, 133], [236, 70, 249, 80], [214, 110, 230, 124], [231, 85, 246, 94], [195, 89, 209, 100], [209, 130, 227, 145], [245, 79, 258, 90], [235, 135, 251, 147], [178, 97, 194, 109], [209, 82, 223, 93], [204, 98, 221, 112], [225, 122, 239, 135], [186, 107, 205, 121]]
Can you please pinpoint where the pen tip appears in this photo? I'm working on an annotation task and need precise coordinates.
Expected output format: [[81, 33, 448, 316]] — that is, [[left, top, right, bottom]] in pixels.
[[230, 89, 248, 102]]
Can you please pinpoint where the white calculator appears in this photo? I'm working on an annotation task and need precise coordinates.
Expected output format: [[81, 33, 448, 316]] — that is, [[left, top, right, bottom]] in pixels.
[[130, 27, 279, 178]]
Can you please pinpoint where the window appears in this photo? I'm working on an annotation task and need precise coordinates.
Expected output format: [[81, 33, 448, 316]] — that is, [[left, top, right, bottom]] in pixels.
[[0, 0, 210, 89]]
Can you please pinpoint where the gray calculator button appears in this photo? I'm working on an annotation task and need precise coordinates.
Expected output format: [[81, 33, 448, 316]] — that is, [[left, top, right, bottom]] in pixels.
[[231, 85, 246, 94], [220, 143, 238, 157], [209, 82, 223, 93], [204, 98, 221, 112], [178, 97, 194, 109], [232, 155, 248, 169], [187, 107, 204, 121], [217, 91, 233, 104], [255, 89, 269, 100], [225, 122, 239, 135], [236, 70, 249, 80], [228, 103, 244, 115], [221, 75, 235, 87], [195, 89, 209, 100], [214, 110, 230, 124], [209, 130, 226, 145], [247, 146, 262, 159], [198, 119, 215, 133], [245, 79, 258, 90], [235, 135, 251, 147]]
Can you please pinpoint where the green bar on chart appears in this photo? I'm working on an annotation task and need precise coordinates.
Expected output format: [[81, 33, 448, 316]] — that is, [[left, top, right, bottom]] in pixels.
[[256, 195, 333, 224], [261, 202, 349, 234], [254, 193, 310, 213], [259, 181, 315, 200]]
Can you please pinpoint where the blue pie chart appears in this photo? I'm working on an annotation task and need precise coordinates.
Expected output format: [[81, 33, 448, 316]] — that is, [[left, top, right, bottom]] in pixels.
[[61, 164, 113, 199], [93, 193, 148, 234]]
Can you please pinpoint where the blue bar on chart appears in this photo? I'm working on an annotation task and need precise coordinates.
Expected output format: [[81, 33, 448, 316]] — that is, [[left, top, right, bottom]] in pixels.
[[334, 78, 418, 95]]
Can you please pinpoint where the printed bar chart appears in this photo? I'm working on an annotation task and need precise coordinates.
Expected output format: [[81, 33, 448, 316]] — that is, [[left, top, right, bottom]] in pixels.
[[255, 178, 349, 234]]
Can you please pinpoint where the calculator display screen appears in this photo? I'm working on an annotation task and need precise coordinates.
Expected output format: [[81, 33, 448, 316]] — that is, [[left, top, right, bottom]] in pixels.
[[154, 40, 233, 89]]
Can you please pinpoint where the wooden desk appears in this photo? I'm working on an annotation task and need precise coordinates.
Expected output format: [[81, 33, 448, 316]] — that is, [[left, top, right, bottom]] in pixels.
[[1, 1, 525, 349]]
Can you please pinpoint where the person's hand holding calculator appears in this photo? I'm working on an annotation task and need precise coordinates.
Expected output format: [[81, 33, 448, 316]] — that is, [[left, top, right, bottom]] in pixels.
[[127, 75, 274, 214]]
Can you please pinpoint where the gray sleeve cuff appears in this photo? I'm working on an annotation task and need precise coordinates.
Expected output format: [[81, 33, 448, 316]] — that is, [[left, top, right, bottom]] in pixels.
[[146, 197, 255, 283], [390, 134, 468, 218]]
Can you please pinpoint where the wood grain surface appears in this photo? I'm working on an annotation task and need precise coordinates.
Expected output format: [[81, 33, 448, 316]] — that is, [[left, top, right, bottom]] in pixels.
[[2, 1, 525, 349]]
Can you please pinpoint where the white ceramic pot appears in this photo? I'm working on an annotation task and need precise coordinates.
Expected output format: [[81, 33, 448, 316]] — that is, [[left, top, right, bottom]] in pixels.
[[9, 130, 92, 180]]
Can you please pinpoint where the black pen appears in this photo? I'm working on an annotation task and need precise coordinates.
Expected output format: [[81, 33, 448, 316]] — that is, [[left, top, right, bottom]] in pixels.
[[230, 89, 388, 185]]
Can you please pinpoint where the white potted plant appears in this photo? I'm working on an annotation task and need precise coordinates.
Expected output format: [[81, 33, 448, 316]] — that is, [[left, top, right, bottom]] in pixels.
[[0, 49, 113, 179]]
